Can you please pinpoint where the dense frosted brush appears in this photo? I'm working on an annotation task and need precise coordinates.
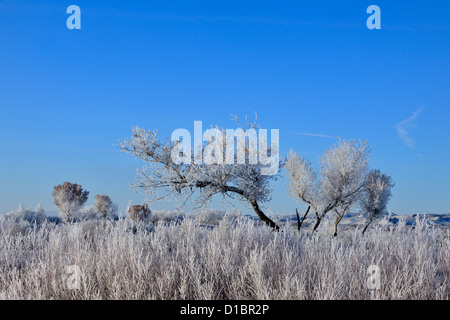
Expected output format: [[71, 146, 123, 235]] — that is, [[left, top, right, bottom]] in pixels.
[[0, 214, 448, 300], [4, 204, 47, 225]]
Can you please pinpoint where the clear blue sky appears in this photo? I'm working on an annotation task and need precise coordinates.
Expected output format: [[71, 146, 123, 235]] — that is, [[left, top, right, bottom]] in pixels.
[[0, 0, 449, 215]]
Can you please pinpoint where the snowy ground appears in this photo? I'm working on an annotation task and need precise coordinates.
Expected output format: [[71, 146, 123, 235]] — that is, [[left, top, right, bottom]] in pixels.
[[0, 207, 448, 299]]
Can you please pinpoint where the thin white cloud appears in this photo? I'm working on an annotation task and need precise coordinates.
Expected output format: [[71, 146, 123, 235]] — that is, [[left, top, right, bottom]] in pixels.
[[86, 9, 361, 29], [395, 107, 423, 148], [283, 130, 337, 139]]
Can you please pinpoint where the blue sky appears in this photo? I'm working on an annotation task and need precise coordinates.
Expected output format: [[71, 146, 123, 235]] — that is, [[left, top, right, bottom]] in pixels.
[[0, 0, 449, 215]]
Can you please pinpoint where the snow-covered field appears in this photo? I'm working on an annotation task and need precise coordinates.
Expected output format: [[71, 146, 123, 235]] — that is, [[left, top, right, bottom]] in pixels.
[[0, 207, 448, 300]]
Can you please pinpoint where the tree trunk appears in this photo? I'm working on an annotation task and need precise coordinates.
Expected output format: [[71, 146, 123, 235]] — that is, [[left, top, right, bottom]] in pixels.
[[362, 223, 369, 235], [296, 206, 310, 231], [312, 214, 321, 233], [248, 199, 280, 231], [333, 215, 344, 237], [223, 185, 280, 231]]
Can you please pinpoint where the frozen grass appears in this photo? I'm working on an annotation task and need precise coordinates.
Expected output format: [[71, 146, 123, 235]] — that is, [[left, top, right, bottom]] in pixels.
[[0, 210, 448, 300]]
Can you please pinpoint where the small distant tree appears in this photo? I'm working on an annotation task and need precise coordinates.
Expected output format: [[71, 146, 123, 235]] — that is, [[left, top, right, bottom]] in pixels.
[[285, 139, 370, 235], [94, 195, 118, 219], [52, 181, 89, 223], [360, 169, 394, 235]]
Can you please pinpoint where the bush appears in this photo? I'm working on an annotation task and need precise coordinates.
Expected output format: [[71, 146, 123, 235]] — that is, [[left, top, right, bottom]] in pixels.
[[94, 195, 118, 220], [4, 204, 47, 225]]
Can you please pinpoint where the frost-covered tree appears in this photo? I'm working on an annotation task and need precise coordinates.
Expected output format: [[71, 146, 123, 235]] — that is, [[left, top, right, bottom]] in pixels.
[[52, 182, 89, 223], [285, 139, 370, 235], [322, 139, 370, 236], [117, 116, 281, 230], [94, 195, 118, 219], [284, 150, 318, 231], [360, 169, 394, 235]]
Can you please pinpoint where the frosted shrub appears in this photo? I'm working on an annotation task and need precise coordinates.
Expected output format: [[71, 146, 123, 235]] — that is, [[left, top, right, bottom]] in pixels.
[[148, 209, 184, 225], [4, 204, 47, 225], [127, 204, 152, 226], [94, 195, 118, 220], [75, 196, 118, 222], [193, 209, 227, 226], [77, 205, 99, 221]]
